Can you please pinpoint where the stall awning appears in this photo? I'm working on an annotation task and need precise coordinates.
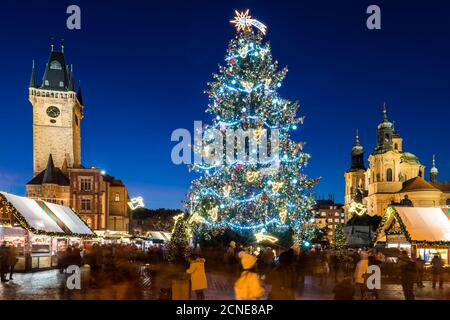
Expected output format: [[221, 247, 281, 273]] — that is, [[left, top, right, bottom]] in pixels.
[[0, 192, 94, 237], [377, 206, 450, 244]]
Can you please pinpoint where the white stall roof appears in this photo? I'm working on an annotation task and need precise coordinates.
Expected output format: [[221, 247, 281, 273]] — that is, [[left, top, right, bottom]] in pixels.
[[0, 192, 94, 237], [394, 207, 450, 242]]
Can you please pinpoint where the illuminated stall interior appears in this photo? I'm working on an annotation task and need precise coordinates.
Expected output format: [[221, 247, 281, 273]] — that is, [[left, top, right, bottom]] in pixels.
[[0, 192, 94, 272], [375, 206, 450, 265]]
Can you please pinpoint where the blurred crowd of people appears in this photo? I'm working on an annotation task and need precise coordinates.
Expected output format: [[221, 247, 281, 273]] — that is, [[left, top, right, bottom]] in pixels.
[[185, 241, 448, 300]]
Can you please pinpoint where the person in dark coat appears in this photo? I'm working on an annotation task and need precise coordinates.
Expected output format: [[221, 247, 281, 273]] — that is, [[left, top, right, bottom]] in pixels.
[[0, 242, 9, 282], [267, 250, 296, 300], [415, 256, 425, 287], [397, 251, 416, 300], [329, 252, 341, 282], [431, 254, 444, 289]]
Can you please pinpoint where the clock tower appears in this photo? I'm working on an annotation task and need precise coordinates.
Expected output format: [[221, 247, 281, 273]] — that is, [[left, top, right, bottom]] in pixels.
[[28, 46, 83, 176]]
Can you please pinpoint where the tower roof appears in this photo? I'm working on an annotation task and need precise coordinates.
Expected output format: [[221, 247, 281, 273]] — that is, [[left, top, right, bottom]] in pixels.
[[348, 128, 365, 171], [377, 102, 393, 129], [41, 49, 70, 91], [430, 155, 438, 174], [27, 154, 70, 186]]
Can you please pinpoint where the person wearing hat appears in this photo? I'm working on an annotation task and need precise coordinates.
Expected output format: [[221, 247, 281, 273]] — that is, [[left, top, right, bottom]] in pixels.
[[234, 252, 265, 300]]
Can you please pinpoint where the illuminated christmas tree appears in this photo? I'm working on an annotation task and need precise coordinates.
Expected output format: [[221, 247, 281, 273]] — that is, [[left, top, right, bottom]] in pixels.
[[187, 10, 318, 246], [332, 224, 346, 250]]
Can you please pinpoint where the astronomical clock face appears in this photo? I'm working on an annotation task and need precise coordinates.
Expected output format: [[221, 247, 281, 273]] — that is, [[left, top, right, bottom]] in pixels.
[[46, 106, 60, 118]]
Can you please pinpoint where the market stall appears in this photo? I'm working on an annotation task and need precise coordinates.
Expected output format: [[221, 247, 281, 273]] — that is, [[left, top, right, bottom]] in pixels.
[[375, 206, 450, 265], [0, 192, 94, 272]]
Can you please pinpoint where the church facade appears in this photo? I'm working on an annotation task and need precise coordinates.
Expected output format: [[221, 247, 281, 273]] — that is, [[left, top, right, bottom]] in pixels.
[[344, 104, 450, 218], [25, 45, 130, 232]]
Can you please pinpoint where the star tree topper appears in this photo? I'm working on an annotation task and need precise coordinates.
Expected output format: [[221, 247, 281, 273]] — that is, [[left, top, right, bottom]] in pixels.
[[230, 9, 267, 35]]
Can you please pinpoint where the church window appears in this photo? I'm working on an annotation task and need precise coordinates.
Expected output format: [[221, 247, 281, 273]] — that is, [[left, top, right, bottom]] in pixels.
[[81, 199, 92, 211], [50, 61, 62, 70], [80, 178, 92, 191], [394, 143, 398, 150], [386, 168, 393, 181], [115, 193, 120, 202]]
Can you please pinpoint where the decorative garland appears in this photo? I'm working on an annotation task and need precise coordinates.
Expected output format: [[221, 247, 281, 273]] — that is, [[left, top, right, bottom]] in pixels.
[[374, 206, 450, 247], [0, 193, 94, 239]]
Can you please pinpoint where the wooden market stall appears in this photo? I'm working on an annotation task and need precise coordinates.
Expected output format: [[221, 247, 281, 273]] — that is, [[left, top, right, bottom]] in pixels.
[[0, 192, 94, 272], [375, 206, 450, 265]]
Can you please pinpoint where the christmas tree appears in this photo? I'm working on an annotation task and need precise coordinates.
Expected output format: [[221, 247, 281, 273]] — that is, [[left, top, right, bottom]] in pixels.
[[166, 214, 191, 262], [187, 10, 318, 246], [332, 224, 345, 250]]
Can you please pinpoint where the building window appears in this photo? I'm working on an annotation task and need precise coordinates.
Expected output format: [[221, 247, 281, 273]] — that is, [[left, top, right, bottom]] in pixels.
[[447, 199, 450, 206], [59, 81, 64, 87], [341, 213, 345, 217], [115, 193, 120, 202], [334, 218, 339, 223], [335, 212, 339, 216], [394, 143, 398, 150], [327, 219, 333, 223], [81, 199, 91, 211], [50, 61, 62, 70], [80, 178, 92, 191], [321, 212, 326, 217], [386, 168, 393, 182], [341, 219, 345, 223]]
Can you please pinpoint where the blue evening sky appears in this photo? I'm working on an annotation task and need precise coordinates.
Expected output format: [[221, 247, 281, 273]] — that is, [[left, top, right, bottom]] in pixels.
[[0, 0, 449, 208]]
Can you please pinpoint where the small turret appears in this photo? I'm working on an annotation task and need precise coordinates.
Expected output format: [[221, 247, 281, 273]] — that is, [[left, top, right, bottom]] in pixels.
[[430, 155, 438, 183], [29, 60, 37, 88]]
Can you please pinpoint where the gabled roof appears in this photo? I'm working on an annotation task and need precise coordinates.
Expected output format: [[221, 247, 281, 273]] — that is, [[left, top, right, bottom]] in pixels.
[[0, 192, 94, 237], [401, 176, 439, 192], [377, 206, 450, 243], [27, 155, 70, 186]]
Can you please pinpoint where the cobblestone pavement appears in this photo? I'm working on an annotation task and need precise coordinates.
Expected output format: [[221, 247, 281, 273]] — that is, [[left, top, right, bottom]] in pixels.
[[0, 267, 449, 300]]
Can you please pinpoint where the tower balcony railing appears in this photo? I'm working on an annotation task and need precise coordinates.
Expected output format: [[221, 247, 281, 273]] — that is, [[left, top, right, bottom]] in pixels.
[[29, 88, 76, 100]]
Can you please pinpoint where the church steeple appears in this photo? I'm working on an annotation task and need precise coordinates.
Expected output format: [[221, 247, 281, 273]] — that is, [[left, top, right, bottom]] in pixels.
[[430, 155, 438, 183], [349, 129, 365, 171], [374, 102, 394, 154]]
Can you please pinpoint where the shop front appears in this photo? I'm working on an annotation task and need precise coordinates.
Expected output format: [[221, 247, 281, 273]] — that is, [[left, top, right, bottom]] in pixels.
[[0, 192, 94, 272], [375, 206, 450, 265]]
